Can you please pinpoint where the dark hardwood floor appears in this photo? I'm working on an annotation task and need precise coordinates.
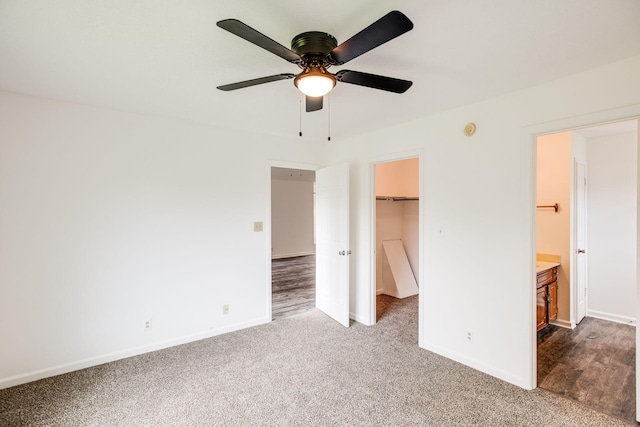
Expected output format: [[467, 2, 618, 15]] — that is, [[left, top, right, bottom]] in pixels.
[[271, 255, 315, 320], [537, 317, 636, 423]]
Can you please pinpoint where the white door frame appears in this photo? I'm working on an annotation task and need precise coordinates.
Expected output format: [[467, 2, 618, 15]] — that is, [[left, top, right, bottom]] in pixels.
[[369, 149, 424, 344], [636, 119, 640, 423], [266, 160, 321, 321], [522, 104, 640, 394]]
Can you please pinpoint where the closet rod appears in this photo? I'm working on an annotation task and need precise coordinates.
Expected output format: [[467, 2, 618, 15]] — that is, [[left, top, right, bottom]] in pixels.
[[376, 196, 419, 201], [537, 203, 559, 212]]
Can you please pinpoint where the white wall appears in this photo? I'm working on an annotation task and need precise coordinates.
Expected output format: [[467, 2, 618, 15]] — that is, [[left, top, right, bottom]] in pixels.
[[3, 54, 640, 393], [375, 158, 420, 293], [536, 132, 572, 325], [375, 199, 404, 294], [402, 200, 419, 282], [271, 178, 315, 259], [325, 54, 640, 389], [586, 130, 638, 324], [376, 158, 419, 197], [0, 90, 323, 388], [375, 200, 419, 294]]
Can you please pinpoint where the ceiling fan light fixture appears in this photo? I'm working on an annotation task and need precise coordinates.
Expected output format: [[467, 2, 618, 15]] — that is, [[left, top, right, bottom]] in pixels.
[[294, 67, 336, 97]]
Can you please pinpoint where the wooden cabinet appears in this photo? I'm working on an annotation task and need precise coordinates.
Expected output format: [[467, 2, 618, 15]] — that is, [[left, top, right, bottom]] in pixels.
[[536, 286, 547, 331], [536, 266, 558, 331], [547, 281, 558, 322]]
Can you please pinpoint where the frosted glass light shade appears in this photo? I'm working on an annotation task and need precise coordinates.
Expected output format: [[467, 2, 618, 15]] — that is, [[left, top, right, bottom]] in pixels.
[[294, 68, 336, 97]]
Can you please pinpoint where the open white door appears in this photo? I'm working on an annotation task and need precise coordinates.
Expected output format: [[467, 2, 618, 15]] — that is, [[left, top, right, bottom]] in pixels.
[[315, 163, 350, 327], [575, 161, 587, 324]]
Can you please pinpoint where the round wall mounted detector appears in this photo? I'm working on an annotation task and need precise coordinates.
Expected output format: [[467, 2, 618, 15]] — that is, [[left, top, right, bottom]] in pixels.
[[464, 123, 476, 136]]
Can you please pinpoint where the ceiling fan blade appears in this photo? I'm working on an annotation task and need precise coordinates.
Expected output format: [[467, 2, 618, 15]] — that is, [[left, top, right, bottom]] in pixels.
[[217, 19, 302, 64], [217, 73, 295, 91], [328, 11, 413, 65], [306, 96, 323, 112], [335, 70, 412, 93]]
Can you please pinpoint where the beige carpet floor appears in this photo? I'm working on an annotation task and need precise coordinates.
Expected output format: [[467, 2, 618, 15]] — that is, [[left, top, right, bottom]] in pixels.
[[0, 295, 631, 426]]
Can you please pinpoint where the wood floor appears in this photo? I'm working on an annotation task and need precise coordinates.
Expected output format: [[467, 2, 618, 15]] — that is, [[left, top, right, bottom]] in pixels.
[[271, 255, 315, 320], [537, 316, 636, 423]]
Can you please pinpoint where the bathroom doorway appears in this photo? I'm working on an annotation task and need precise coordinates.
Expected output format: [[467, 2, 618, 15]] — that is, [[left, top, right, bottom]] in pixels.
[[535, 120, 638, 422]]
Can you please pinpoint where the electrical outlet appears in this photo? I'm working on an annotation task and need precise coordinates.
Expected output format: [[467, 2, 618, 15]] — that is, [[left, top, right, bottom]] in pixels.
[[466, 331, 473, 343], [222, 304, 229, 315], [144, 318, 152, 331]]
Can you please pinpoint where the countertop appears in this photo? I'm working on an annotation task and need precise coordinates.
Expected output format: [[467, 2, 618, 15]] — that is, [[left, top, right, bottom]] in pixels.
[[536, 261, 560, 273]]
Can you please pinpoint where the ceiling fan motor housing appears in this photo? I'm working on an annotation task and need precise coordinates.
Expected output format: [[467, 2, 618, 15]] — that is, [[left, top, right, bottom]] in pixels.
[[291, 31, 338, 66]]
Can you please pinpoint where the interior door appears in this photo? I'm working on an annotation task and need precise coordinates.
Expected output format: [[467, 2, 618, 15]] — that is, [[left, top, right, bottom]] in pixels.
[[576, 161, 587, 323], [315, 163, 350, 327]]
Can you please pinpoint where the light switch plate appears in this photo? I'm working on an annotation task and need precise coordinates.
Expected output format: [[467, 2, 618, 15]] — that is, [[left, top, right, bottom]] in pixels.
[[254, 221, 263, 232]]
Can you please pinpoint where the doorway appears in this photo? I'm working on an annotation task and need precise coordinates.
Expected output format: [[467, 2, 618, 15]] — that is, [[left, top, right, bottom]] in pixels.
[[268, 162, 350, 327], [372, 157, 420, 322], [270, 166, 316, 320], [534, 120, 638, 422]]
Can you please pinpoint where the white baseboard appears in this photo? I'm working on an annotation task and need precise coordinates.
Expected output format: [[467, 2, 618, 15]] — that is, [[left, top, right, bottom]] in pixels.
[[550, 319, 572, 329], [421, 341, 525, 389], [587, 309, 636, 326], [271, 251, 315, 260], [0, 316, 270, 390], [379, 289, 418, 299]]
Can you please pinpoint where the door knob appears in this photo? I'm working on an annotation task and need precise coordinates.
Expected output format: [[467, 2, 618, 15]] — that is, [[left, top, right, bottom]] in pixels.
[[338, 250, 345, 256]]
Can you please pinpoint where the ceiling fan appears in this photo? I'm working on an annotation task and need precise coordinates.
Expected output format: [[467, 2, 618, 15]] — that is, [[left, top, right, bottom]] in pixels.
[[216, 11, 414, 112]]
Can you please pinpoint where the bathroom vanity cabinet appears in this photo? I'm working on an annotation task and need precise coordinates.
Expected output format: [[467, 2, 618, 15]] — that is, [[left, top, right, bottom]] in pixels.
[[536, 265, 558, 331]]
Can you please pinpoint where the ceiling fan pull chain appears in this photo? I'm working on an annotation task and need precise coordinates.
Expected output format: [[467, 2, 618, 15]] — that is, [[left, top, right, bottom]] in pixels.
[[327, 93, 331, 141], [299, 94, 303, 137]]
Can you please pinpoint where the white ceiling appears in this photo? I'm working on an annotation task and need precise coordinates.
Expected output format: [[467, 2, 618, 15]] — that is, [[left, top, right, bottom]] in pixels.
[[1, 1, 640, 140]]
